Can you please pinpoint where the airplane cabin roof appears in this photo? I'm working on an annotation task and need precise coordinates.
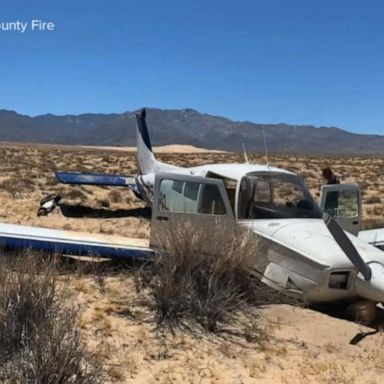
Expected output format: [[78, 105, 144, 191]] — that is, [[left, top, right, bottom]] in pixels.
[[188, 163, 294, 180]]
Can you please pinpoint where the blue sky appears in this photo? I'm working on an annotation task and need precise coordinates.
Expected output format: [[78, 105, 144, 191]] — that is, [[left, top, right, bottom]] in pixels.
[[0, 0, 384, 134]]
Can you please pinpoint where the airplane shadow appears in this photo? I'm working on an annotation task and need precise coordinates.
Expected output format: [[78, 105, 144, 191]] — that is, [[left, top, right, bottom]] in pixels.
[[58, 203, 151, 219], [310, 302, 384, 345]]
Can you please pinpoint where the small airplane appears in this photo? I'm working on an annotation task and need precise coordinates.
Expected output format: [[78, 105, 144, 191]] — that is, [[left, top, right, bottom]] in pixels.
[[6, 109, 384, 320]]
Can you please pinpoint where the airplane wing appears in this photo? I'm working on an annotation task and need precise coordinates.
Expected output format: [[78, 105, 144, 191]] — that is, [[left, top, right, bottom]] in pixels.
[[358, 228, 384, 251], [55, 171, 142, 197], [0, 222, 153, 260]]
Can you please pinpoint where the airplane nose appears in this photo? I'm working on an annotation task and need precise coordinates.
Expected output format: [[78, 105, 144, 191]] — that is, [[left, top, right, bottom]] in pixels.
[[355, 262, 384, 302]]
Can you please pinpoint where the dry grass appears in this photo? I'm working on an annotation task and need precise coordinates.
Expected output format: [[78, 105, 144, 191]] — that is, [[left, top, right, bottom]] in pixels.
[[0, 251, 102, 383], [136, 220, 280, 334]]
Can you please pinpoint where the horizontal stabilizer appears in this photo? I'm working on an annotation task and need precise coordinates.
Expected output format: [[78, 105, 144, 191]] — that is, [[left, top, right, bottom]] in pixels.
[[55, 172, 141, 197]]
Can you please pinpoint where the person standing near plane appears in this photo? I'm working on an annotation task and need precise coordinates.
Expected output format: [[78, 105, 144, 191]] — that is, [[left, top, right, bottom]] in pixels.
[[322, 167, 339, 186], [322, 167, 340, 214]]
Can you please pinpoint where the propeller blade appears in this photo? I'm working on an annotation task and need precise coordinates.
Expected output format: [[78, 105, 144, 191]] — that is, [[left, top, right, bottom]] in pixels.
[[323, 212, 371, 281]]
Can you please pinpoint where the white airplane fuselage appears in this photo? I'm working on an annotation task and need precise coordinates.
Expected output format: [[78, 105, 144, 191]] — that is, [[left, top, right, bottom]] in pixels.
[[138, 157, 384, 304]]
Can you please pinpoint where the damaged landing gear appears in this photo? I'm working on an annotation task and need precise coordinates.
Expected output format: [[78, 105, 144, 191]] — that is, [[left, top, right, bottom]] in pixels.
[[37, 194, 61, 217], [311, 300, 381, 327], [346, 300, 379, 326]]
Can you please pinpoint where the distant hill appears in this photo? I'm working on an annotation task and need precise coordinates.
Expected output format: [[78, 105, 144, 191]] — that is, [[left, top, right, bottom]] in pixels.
[[0, 108, 383, 154]]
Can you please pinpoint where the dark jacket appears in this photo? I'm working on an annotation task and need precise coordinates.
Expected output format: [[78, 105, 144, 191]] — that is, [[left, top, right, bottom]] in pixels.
[[327, 175, 339, 185], [325, 175, 339, 211]]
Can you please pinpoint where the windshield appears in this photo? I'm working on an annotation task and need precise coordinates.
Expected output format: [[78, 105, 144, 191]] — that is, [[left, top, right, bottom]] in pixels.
[[238, 172, 322, 220]]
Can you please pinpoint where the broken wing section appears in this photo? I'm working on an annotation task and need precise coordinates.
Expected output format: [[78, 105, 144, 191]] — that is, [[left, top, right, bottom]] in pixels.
[[55, 171, 142, 198]]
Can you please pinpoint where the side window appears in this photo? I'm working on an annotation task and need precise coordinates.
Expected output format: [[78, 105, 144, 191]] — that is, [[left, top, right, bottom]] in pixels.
[[159, 179, 185, 212], [326, 189, 359, 218], [172, 180, 183, 193], [198, 184, 226, 215], [184, 181, 200, 200], [159, 179, 226, 215], [183, 181, 200, 213]]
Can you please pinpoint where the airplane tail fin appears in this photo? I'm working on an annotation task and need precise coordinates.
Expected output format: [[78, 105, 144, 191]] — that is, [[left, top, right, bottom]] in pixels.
[[135, 109, 156, 174]]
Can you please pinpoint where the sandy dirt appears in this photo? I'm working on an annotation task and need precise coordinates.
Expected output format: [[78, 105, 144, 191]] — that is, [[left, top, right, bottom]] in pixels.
[[80, 144, 227, 153], [73, 274, 384, 384], [0, 143, 383, 383], [0, 141, 226, 154]]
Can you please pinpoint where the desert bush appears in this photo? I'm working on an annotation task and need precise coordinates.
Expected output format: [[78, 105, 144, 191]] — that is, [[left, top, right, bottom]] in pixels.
[[136, 220, 281, 333], [108, 189, 123, 203], [365, 195, 381, 204], [0, 177, 35, 195], [0, 254, 57, 358], [0, 252, 102, 384], [97, 198, 110, 208], [67, 188, 87, 201], [373, 205, 384, 215], [363, 218, 384, 230], [366, 205, 384, 217], [45, 175, 59, 187]]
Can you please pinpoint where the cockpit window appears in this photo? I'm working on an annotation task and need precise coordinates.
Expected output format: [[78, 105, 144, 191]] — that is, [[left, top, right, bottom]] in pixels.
[[238, 173, 322, 220]]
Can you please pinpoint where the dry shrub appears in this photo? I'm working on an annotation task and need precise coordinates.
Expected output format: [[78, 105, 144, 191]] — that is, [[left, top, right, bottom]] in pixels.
[[372, 205, 384, 216], [0, 177, 35, 195], [136, 220, 280, 333], [45, 175, 59, 187], [0, 252, 102, 384], [97, 198, 110, 208], [366, 205, 384, 217], [108, 189, 123, 203], [365, 195, 381, 204], [67, 188, 87, 201], [364, 218, 384, 230]]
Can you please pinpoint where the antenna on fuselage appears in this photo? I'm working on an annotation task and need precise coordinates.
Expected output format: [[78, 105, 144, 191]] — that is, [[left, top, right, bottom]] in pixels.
[[242, 142, 249, 164], [262, 126, 269, 168]]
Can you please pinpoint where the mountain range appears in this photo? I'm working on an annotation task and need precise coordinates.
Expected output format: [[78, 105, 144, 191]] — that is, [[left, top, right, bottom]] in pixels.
[[0, 108, 383, 154]]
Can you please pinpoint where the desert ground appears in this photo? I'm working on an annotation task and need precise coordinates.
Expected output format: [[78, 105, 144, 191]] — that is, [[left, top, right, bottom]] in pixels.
[[0, 143, 384, 383]]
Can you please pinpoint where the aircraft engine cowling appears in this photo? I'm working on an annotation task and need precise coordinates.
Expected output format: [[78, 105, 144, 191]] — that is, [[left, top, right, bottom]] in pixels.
[[355, 262, 384, 302]]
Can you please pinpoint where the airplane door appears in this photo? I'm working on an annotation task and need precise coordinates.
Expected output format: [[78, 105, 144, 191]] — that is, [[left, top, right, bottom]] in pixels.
[[150, 172, 235, 249], [319, 184, 362, 236]]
